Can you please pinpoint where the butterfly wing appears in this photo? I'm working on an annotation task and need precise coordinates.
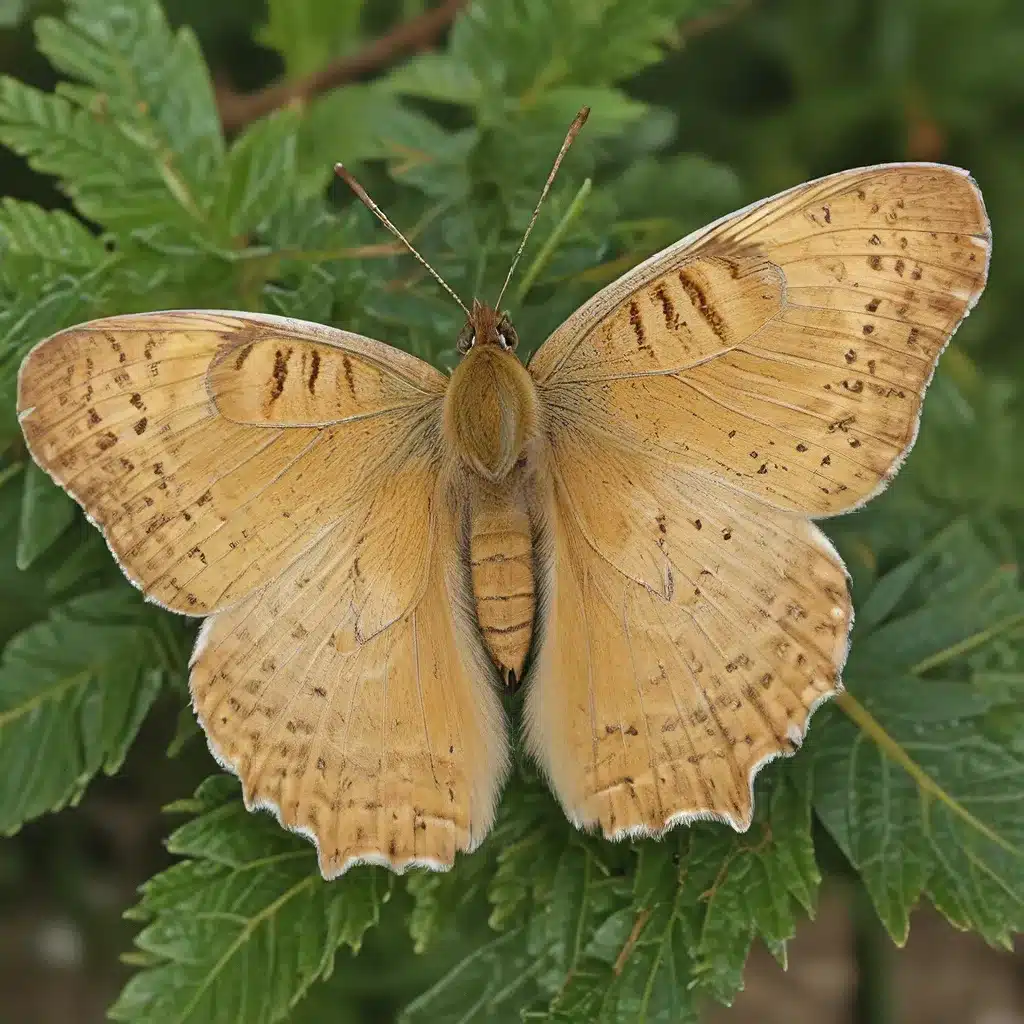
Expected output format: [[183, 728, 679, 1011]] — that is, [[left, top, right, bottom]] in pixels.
[[191, 472, 508, 875], [18, 311, 444, 623], [19, 309, 508, 872], [532, 163, 990, 516], [526, 164, 989, 834]]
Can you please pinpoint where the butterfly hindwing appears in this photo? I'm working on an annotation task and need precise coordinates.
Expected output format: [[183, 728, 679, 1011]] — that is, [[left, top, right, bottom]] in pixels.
[[191, 475, 509, 875], [527, 449, 848, 836]]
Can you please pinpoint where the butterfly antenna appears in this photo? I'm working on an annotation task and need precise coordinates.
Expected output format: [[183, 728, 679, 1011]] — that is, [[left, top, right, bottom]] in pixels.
[[334, 163, 471, 317], [494, 106, 590, 310]]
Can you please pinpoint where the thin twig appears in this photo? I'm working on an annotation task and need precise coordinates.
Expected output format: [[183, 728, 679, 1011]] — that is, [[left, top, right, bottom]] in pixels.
[[218, 0, 467, 132]]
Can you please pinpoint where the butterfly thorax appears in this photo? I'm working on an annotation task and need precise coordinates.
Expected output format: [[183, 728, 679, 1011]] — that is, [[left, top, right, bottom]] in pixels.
[[443, 302, 540, 688], [443, 302, 538, 483]]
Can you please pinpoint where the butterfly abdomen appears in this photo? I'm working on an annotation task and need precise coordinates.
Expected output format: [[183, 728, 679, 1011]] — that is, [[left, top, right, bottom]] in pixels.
[[468, 480, 536, 688]]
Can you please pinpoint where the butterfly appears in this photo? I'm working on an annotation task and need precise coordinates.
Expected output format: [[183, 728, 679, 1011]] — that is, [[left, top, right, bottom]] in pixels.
[[16, 108, 990, 878]]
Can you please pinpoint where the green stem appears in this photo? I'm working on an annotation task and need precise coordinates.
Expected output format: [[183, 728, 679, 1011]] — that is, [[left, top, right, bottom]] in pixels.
[[851, 879, 891, 1024], [514, 178, 592, 304]]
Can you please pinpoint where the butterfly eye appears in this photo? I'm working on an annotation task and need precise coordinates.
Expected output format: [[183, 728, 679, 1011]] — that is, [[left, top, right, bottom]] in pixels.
[[498, 332, 509, 351], [456, 324, 475, 354]]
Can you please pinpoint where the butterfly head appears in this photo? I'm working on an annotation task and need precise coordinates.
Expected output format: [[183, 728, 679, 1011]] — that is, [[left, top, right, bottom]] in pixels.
[[456, 300, 519, 356]]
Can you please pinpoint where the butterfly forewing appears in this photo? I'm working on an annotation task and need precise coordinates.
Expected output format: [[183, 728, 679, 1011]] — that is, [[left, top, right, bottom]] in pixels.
[[527, 163, 989, 835], [533, 164, 989, 515], [17, 312, 445, 617]]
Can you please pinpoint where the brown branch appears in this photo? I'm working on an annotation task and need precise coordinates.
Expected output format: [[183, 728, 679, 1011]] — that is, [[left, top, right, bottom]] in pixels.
[[218, 0, 467, 133]]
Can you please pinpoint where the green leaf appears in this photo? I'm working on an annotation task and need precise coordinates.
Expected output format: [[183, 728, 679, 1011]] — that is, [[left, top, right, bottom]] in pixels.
[[0, 588, 171, 833], [812, 522, 1024, 946], [400, 927, 539, 1024], [111, 776, 391, 1024], [36, 0, 224, 181], [257, 0, 365, 77], [16, 460, 77, 569], [0, 75, 197, 232], [0, 197, 106, 268], [383, 53, 483, 106], [215, 109, 300, 237]]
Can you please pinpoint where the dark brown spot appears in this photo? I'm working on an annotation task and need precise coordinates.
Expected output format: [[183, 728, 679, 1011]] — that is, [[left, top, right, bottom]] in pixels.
[[316, 757, 326, 772], [341, 354, 357, 397], [653, 284, 677, 330], [722, 529, 732, 541], [822, 205, 831, 224], [821, 455, 831, 466], [849, 438, 862, 448], [694, 519, 702, 530], [868, 255, 882, 271], [796, 443, 808, 452], [869, 234, 881, 246], [656, 514, 667, 534], [867, 359, 876, 374], [862, 324, 874, 335], [308, 350, 321, 394], [865, 297, 880, 312], [895, 258, 905, 276], [197, 490, 212, 505], [625, 725, 639, 736], [313, 686, 327, 697], [907, 327, 920, 348], [129, 393, 144, 410], [233, 343, 255, 371], [270, 347, 292, 402], [678, 270, 729, 343], [133, 417, 148, 435], [628, 299, 646, 347], [727, 429, 736, 438], [87, 407, 101, 425], [844, 349, 857, 364], [910, 266, 922, 281]]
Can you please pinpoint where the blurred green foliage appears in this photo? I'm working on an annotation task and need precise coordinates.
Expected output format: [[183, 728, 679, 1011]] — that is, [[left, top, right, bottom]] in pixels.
[[0, 0, 1021, 1021]]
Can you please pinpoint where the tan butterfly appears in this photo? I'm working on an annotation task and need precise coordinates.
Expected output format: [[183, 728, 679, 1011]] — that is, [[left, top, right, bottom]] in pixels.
[[17, 108, 990, 878]]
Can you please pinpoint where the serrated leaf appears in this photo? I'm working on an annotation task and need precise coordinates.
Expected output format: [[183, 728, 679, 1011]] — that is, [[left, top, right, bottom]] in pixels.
[[16, 459, 77, 568], [0, 76, 196, 231], [216, 109, 300, 237], [400, 926, 539, 1024], [0, 588, 169, 833], [257, 0, 365, 77], [812, 522, 1024, 946], [384, 53, 483, 106], [111, 776, 390, 1024], [0, 197, 106, 268], [36, 0, 224, 181]]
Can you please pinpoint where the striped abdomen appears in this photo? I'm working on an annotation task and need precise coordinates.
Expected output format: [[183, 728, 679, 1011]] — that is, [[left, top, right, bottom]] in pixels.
[[469, 486, 535, 689]]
